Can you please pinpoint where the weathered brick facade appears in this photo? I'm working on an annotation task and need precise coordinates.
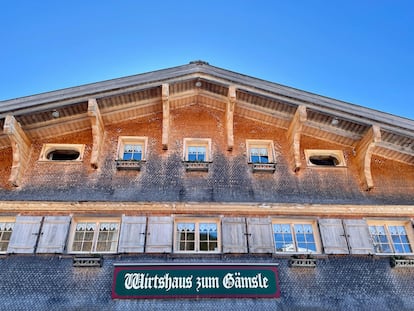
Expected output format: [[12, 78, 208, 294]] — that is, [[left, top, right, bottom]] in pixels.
[[0, 62, 413, 310]]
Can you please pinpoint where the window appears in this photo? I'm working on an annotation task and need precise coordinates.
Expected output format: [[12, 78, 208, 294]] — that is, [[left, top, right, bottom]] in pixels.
[[304, 149, 346, 167], [273, 220, 320, 253], [183, 138, 211, 162], [174, 219, 220, 253], [39, 144, 85, 162], [368, 221, 413, 254], [183, 138, 211, 171], [116, 136, 148, 170], [0, 219, 14, 253], [69, 219, 120, 253], [117, 136, 148, 161], [246, 140, 276, 172]]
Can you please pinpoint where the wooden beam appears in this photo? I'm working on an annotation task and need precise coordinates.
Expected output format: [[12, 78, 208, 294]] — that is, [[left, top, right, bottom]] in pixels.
[[0, 200, 413, 218], [162, 84, 169, 150], [226, 85, 236, 151], [286, 105, 307, 172], [87, 98, 105, 169], [355, 125, 382, 191], [3, 115, 31, 187]]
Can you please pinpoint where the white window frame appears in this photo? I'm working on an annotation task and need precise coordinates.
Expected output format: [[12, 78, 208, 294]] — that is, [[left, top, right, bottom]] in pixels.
[[0, 217, 15, 254], [272, 219, 321, 254], [117, 136, 148, 161], [39, 144, 85, 162], [246, 140, 275, 163], [68, 218, 121, 254], [304, 149, 346, 167], [367, 220, 414, 255], [183, 138, 212, 162], [174, 218, 220, 253]]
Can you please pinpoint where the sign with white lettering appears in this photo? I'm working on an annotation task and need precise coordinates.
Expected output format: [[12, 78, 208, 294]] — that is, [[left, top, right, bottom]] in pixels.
[[112, 263, 280, 299]]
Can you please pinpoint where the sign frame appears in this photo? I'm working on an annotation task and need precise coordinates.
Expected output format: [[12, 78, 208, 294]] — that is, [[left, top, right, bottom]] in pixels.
[[112, 263, 280, 299]]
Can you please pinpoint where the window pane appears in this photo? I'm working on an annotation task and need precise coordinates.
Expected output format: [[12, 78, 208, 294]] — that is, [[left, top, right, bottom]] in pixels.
[[199, 223, 218, 251], [294, 224, 316, 253], [176, 223, 195, 251], [389, 225, 411, 254], [369, 225, 392, 253], [123, 144, 142, 160], [273, 224, 295, 252], [250, 147, 269, 163], [73, 222, 95, 252], [0, 222, 14, 252], [96, 222, 119, 252], [188, 146, 206, 161]]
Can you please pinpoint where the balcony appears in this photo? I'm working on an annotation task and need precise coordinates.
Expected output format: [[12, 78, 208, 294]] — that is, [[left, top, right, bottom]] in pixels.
[[251, 163, 276, 173], [115, 160, 143, 171], [184, 161, 210, 172]]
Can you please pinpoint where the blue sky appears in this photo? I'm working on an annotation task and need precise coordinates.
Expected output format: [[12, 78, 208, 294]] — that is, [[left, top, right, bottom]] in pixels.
[[1, 1, 413, 120]]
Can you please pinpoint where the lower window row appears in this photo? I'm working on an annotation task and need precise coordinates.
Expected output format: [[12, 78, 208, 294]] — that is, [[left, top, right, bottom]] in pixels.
[[0, 216, 413, 255]]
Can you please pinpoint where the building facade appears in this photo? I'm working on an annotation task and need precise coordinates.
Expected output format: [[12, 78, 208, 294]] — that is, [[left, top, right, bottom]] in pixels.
[[0, 61, 414, 310]]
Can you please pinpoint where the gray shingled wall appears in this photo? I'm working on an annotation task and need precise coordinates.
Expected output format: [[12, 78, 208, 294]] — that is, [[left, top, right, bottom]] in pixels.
[[1, 255, 413, 310]]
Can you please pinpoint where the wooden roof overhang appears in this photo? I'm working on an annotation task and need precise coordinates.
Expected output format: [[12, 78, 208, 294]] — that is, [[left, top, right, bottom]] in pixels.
[[0, 61, 413, 189]]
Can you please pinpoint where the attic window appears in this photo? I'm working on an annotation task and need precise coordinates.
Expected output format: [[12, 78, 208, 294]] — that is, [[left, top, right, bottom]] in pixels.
[[47, 149, 80, 161], [39, 144, 85, 162], [305, 150, 346, 167]]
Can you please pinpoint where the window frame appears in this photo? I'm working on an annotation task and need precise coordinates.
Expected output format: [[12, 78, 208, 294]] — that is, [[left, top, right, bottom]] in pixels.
[[117, 136, 148, 161], [272, 219, 321, 254], [174, 218, 221, 254], [246, 140, 276, 164], [367, 220, 414, 255], [304, 149, 346, 167], [0, 217, 15, 254], [39, 144, 85, 162], [183, 138, 212, 162], [68, 218, 121, 254]]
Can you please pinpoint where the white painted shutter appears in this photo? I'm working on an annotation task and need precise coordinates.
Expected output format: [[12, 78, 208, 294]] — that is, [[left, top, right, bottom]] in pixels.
[[118, 216, 146, 253], [246, 217, 274, 253], [37, 216, 71, 253], [146, 216, 173, 253], [222, 217, 248, 253], [343, 219, 374, 254], [318, 219, 349, 254], [7, 216, 42, 254]]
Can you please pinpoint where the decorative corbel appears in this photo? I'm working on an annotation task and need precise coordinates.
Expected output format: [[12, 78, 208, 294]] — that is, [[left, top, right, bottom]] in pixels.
[[355, 125, 381, 191], [286, 105, 307, 172], [3, 115, 31, 186], [162, 83, 170, 150], [226, 85, 236, 151], [88, 98, 105, 169]]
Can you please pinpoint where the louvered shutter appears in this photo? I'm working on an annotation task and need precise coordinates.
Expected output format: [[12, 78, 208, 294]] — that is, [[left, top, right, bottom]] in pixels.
[[246, 217, 274, 253], [343, 219, 374, 254], [146, 216, 173, 253], [37, 216, 71, 253], [118, 216, 146, 253], [222, 217, 248, 253], [318, 219, 349, 254], [7, 216, 42, 254]]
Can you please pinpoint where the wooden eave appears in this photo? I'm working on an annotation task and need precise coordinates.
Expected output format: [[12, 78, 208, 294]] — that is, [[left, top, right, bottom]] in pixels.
[[1, 61, 413, 170]]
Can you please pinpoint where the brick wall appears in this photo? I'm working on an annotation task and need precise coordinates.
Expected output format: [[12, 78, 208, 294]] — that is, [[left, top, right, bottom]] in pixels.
[[0, 104, 413, 204]]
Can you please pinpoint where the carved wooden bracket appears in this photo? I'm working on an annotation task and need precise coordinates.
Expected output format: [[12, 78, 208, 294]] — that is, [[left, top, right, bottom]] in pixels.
[[162, 83, 170, 150], [226, 85, 236, 151], [355, 125, 381, 191], [286, 105, 307, 172], [87, 98, 105, 169], [3, 115, 31, 187]]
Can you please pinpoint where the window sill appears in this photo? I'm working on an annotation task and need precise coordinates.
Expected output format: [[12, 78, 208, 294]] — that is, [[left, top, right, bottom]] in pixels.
[[116, 160, 145, 171], [250, 163, 276, 173], [183, 161, 210, 172]]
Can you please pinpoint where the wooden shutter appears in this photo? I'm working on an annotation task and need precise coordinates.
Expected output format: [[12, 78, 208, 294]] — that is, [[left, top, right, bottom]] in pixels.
[[343, 219, 374, 254], [222, 217, 248, 253], [146, 216, 173, 253], [318, 219, 349, 254], [118, 216, 146, 253], [37, 216, 71, 253], [246, 217, 274, 253], [7, 216, 42, 254]]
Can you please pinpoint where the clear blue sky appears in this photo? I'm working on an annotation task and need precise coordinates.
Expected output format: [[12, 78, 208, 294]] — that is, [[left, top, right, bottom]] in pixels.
[[1, 1, 413, 120]]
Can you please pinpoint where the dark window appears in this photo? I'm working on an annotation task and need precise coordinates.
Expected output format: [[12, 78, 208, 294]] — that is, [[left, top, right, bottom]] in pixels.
[[47, 149, 80, 161], [309, 155, 339, 166]]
